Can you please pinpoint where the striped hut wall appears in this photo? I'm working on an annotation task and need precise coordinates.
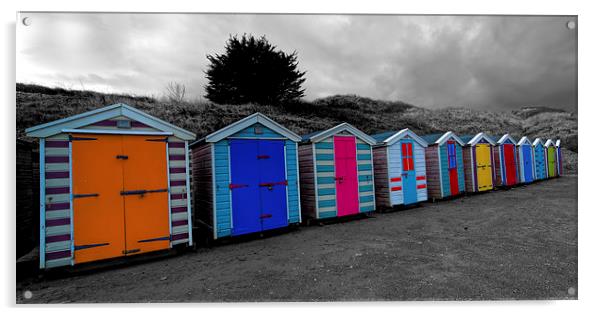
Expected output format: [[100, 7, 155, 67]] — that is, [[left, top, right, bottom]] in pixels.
[[425, 145, 442, 200], [298, 143, 317, 220], [387, 141, 403, 206], [455, 141, 465, 193], [285, 140, 301, 224], [81, 116, 161, 132], [314, 137, 337, 219], [167, 137, 191, 245], [557, 146, 563, 176], [355, 137, 375, 213], [439, 145, 451, 198], [462, 146, 476, 193], [493, 146, 503, 186], [372, 146, 391, 209], [212, 140, 231, 238], [413, 142, 428, 202], [43, 133, 72, 268], [190, 143, 213, 233], [489, 144, 497, 185], [517, 145, 525, 183]]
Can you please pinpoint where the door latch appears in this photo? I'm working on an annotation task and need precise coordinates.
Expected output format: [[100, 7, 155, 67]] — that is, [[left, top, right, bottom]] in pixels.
[[116, 155, 129, 160]]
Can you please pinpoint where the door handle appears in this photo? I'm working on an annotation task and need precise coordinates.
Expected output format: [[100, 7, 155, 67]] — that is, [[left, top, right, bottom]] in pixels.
[[116, 155, 128, 160], [259, 214, 272, 219]]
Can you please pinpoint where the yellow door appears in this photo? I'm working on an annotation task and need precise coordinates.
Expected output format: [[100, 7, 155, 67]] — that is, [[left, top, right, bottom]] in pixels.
[[547, 147, 556, 177], [72, 134, 126, 264], [121, 136, 171, 255], [475, 144, 493, 191]]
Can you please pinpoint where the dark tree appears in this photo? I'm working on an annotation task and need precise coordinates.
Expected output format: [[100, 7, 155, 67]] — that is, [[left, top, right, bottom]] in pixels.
[[204, 34, 306, 105]]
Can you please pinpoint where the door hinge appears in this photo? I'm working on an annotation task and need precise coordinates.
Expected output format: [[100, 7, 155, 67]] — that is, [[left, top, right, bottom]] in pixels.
[[123, 249, 141, 255], [120, 188, 168, 196], [73, 193, 99, 199], [229, 183, 249, 190], [138, 236, 170, 243], [74, 242, 109, 251], [257, 155, 271, 159]]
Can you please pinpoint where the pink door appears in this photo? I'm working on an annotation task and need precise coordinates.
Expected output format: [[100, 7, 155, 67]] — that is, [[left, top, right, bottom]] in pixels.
[[334, 136, 360, 216]]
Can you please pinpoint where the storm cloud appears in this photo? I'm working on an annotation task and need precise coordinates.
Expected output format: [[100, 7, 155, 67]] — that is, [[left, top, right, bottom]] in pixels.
[[16, 13, 576, 111]]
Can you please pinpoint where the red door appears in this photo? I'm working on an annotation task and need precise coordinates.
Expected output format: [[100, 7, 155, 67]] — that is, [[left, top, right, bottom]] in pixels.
[[334, 136, 360, 216], [504, 144, 517, 185], [447, 141, 459, 195]]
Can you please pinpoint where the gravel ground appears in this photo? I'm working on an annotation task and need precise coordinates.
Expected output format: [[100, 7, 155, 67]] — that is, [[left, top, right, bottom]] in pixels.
[[17, 175, 578, 303]]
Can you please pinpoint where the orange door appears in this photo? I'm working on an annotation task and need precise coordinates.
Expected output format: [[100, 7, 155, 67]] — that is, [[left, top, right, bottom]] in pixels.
[[121, 136, 170, 255], [72, 134, 126, 264]]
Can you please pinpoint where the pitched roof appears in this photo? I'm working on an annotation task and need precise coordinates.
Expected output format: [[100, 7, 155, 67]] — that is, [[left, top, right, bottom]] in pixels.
[[301, 123, 376, 145], [25, 103, 196, 140], [533, 138, 545, 147], [202, 112, 301, 143], [544, 139, 556, 147], [371, 129, 428, 147], [494, 134, 517, 145], [517, 136, 533, 146], [459, 132, 496, 146], [420, 131, 465, 146]]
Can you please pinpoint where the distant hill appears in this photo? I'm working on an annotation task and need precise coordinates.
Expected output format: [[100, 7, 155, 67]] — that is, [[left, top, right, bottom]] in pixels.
[[16, 83, 577, 173]]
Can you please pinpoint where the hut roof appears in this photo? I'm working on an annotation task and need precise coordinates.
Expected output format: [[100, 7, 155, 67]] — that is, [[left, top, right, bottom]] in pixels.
[[420, 131, 465, 146], [371, 129, 428, 147], [25, 103, 196, 140], [493, 134, 518, 145], [301, 123, 376, 145], [517, 136, 533, 146], [201, 112, 302, 144], [459, 132, 496, 146]]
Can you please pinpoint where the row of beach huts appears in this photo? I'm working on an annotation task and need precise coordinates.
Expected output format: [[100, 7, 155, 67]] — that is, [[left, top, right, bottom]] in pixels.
[[24, 103, 563, 269]]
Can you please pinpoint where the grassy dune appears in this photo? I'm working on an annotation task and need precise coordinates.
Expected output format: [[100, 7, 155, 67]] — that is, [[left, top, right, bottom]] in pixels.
[[16, 83, 577, 173]]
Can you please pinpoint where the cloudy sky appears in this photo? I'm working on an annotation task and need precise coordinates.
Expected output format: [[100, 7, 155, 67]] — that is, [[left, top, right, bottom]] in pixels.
[[16, 13, 577, 111]]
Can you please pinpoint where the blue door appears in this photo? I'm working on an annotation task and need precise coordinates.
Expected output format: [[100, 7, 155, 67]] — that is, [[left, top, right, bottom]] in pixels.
[[521, 145, 534, 183], [401, 141, 417, 204], [229, 139, 261, 236], [257, 140, 288, 231]]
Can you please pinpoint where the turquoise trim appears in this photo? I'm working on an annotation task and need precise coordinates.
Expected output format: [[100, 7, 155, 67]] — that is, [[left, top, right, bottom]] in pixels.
[[360, 205, 374, 212], [357, 154, 372, 160], [318, 188, 336, 196], [360, 195, 374, 203], [316, 165, 335, 172], [318, 199, 336, 208], [319, 211, 337, 218], [316, 153, 334, 161], [356, 143, 371, 150], [315, 142, 334, 149], [357, 164, 372, 171], [317, 176, 335, 184], [359, 185, 372, 192]]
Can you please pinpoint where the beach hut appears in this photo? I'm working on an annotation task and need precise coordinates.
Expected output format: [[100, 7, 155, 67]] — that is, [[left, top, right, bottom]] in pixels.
[[421, 132, 466, 200], [492, 134, 519, 187], [517, 136, 536, 184], [459, 133, 496, 193], [25, 103, 196, 269], [190, 113, 302, 239], [532, 138, 548, 180], [371, 129, 428, 209], [298, 123, 377, 220], [545, 139, 557, 178], [555, 139, 563, 176]]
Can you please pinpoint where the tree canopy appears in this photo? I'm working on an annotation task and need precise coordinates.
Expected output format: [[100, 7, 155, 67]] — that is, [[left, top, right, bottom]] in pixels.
[[204, 35, 306, 105]]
